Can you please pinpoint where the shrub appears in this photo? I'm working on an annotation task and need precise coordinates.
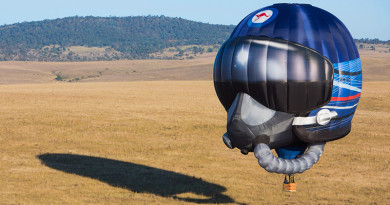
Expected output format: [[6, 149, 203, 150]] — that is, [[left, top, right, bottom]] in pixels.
[[55, 75, 63, 81]]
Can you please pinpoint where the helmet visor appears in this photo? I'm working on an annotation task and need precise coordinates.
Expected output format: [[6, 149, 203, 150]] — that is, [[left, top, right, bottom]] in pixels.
[[214, 36, 334, 114]]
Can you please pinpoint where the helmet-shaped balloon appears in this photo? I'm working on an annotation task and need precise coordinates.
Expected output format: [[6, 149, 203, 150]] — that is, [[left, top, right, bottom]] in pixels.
[[214, 4, 362, 174]]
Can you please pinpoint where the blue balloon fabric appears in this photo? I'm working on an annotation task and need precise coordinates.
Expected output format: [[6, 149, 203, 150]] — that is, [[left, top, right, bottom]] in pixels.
[[214, 4, 362, 163]]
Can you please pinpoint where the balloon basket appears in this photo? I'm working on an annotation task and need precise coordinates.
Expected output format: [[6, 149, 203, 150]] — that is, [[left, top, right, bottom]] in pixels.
[[283, 175, 296, 192]]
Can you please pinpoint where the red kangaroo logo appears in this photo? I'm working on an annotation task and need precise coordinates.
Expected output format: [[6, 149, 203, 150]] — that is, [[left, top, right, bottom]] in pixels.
[[255, 13, 270, 21]]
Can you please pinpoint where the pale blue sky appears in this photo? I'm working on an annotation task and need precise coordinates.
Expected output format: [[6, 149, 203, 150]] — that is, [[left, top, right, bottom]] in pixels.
[[1, 0, 389, 40]]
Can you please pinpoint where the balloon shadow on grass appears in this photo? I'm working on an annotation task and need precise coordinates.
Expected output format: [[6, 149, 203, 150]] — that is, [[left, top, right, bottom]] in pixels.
[[38, 153, 236, 204]]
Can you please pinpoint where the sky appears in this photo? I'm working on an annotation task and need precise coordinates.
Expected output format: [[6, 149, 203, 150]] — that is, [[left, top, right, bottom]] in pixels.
[[1, 0, 389, 40]]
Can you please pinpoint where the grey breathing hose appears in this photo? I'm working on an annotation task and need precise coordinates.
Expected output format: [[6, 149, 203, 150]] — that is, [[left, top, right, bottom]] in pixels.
[[254, 143, 326, 174]]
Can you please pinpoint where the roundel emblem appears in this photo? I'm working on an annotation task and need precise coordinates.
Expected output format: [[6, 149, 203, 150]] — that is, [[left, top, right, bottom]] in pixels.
[[252, 10, 273, 23], [248, 8, 278, 28]]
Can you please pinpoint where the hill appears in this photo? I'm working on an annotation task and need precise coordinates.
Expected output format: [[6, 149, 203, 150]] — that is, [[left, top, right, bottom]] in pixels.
[[0, 16, 234, 61]]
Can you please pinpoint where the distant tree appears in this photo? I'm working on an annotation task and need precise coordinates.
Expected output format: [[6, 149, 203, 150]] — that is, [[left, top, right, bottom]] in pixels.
[[207, 48, 213, 52], [192, 46, 204, 55], [199, 48, 204, 54], [371, 46, 375, 50], [359, 44, 364, 49], [193, 46, 199, 55]]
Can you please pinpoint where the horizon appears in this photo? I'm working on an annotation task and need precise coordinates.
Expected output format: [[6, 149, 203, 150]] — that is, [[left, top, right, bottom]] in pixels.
[[1, 0, 389, 41], [1, 14, 388, 42]]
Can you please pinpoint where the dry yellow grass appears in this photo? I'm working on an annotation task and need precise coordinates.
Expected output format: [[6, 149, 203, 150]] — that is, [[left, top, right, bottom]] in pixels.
[[0, 52, 216, 84], [0, 81, 389, 204]]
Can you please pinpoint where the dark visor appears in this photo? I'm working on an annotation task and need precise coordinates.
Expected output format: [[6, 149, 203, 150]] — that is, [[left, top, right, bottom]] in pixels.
[[214, 36, 334, 114]]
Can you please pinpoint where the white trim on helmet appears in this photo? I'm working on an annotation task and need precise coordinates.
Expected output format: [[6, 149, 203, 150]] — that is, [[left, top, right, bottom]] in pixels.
[[322, 103, 358, 110], [293, 109, 338, 126]]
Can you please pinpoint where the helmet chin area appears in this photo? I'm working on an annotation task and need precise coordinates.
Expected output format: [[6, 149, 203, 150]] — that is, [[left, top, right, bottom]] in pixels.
[[226, 92, 297, 151]]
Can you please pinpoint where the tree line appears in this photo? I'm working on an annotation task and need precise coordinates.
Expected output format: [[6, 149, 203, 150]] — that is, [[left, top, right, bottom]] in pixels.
[[354, 38, 390, 45]]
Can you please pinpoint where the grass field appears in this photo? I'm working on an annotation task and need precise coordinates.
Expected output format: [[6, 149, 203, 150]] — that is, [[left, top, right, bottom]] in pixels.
[[0, 47, 389, 204], [0, 80, 389, 204]]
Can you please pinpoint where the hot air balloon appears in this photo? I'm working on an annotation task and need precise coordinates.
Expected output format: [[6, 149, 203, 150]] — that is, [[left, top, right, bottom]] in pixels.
[[214, 3, 362, 191]]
